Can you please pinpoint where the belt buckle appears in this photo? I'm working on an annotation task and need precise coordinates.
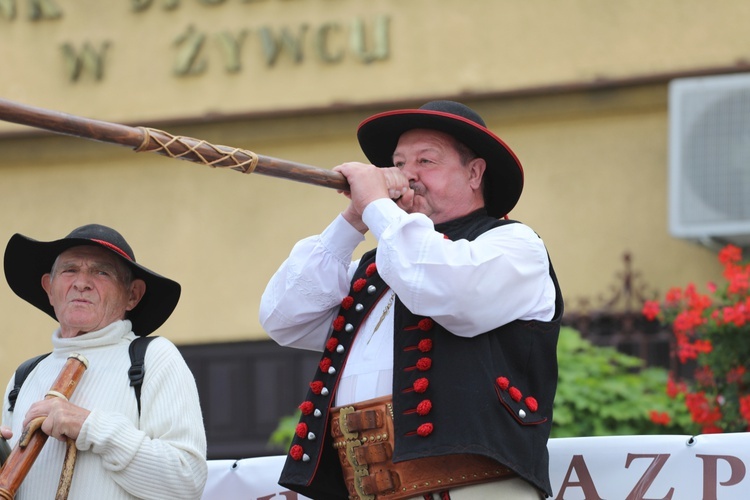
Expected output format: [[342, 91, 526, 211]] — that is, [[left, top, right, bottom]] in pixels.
[[346, 440, 374, 500], [341, 407, 374, 500], [338, 406, 359, 440], [345, 439, 364, 468], [353, 463, 374, 500]]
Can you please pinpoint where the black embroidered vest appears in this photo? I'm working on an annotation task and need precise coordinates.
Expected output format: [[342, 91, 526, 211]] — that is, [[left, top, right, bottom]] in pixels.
[[279, 210, 564, 499]]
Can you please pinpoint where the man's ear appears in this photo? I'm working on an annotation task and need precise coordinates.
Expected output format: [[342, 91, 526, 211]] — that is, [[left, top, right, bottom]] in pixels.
[[41, 274, 52, 299], [468, 157, 487, 190], [126, 279, 147, 312]]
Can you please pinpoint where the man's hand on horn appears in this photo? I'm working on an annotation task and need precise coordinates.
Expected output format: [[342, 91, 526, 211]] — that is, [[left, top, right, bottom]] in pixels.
[[333, 162, 411, 233]]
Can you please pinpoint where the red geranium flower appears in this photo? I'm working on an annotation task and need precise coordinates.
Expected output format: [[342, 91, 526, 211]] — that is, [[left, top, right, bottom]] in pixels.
[[740, 394, 750, 424], [642, 300, 660, 321], [719, 244, 743, 266], [649, 410, 671, 426]]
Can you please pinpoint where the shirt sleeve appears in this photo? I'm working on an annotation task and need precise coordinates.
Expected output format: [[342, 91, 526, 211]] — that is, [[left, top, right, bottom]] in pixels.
[[259, 214, 366, 351], [363, 199, 557, 337], [76, 338, 207, 500]]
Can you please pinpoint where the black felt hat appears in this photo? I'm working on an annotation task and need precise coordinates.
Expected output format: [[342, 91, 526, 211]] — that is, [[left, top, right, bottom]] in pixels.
[[357, 100, 524, 218], [4, 224, 180, 336]]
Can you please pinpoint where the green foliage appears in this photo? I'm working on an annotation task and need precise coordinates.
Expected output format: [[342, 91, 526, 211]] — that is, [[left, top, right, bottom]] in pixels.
[[268, 410, 301, 452], [552, 326, 694, 437]]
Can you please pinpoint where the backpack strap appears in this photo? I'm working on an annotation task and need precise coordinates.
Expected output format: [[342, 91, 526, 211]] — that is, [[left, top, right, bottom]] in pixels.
[[8, 352, 51, 412], [128, 336, 158, 416]]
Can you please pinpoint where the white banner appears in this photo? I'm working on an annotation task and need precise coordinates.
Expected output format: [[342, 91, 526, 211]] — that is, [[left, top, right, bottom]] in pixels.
[[203, 433, 750, 499]]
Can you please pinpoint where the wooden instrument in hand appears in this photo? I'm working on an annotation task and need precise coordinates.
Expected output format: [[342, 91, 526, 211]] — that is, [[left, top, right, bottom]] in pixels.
[[0, 353, 89, 500]]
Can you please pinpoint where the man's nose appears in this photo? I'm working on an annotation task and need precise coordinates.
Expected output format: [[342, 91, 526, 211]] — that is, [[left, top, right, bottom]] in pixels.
[[72, 272, 93, 289], [400, 161, 418, 181]]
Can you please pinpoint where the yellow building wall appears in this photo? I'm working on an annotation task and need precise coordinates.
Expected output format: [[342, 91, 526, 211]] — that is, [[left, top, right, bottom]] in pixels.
[[0, 1, 744, 382], [1, 1, 748, 128]]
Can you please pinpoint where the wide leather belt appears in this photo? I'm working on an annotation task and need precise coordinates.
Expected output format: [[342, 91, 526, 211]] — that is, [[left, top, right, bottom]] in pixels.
[[331, 395, 517, 500]]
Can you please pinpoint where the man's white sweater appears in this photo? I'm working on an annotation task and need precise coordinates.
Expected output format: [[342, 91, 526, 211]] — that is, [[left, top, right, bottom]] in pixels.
[[2, 320, 207, 499]]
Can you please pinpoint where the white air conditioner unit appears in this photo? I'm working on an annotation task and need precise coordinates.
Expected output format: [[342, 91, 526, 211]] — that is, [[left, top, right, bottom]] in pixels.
[[669, 73, 750, 247]]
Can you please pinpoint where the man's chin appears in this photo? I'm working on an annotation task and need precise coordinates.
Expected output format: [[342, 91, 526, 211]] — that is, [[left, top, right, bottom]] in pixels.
[[58, 315, 100, 334]]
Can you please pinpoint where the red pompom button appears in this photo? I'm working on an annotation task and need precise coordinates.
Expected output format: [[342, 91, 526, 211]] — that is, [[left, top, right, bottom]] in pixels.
[[413, 378, 429, 393], [290, 445, 304, 461], [310, 381, 324, 395], [418, 339, 433, 352], [525, 397, 539, 413], [509, 387, 522, 402], [299, 401, 314, 415], [416, 400, 432, 416], [333, 316, 345, 332], [417, 423, 434, 437], [295, 423, 308, 438], [319, 358, 332, 373], [496, 377, 510, 391], [325, 338, 339, 352], [416, 358, 432, 371], [341, 296, 354, 310], [353, 278, 367, 292], [418, 318, 434, 331]]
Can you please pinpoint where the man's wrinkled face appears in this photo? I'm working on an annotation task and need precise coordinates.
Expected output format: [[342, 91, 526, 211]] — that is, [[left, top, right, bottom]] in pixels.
[[392, 129, 486, 224], [41, 245, 145, 338]]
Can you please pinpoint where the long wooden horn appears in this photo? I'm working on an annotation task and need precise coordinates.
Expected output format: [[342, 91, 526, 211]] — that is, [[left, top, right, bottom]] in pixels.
[[0, 97, 349, 191]]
